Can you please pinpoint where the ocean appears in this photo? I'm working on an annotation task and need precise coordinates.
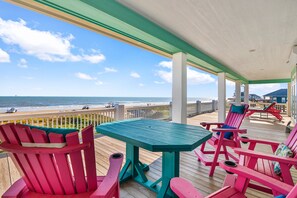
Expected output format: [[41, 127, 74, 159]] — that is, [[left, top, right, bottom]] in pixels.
[[0, 96, 213, 113]]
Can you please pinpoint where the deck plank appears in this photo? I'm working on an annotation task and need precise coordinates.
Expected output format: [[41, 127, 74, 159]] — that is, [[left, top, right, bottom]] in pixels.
[[0, 112, 295, 197]]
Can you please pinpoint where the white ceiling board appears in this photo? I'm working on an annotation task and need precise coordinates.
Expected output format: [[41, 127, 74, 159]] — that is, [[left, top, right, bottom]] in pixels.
[[119, 0, 297, 80]]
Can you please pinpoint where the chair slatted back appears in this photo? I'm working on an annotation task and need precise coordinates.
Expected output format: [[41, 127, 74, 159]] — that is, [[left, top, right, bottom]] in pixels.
[[0, 124, 97, 195], [285, 124, 297, 156], [225, 104, 249, 128]]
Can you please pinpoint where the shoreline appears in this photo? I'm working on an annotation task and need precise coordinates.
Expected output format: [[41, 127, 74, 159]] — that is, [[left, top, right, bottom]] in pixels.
[[0, 102, 171, 114]]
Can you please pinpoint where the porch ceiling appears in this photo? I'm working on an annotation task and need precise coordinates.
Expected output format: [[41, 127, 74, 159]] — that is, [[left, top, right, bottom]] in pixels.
[[6, 0, 297, 83], [118, 0, 297, 82]]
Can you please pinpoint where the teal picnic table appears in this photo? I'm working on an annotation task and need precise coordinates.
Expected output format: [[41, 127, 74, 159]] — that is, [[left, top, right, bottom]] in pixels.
[[96, 119, 212, 198]]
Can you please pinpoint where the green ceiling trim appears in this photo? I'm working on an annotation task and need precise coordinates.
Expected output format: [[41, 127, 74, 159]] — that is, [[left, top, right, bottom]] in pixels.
[[34, 0, 248, 82], [248, 79, 291, 84]]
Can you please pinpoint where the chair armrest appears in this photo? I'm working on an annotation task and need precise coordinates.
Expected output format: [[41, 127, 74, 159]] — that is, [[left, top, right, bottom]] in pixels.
[[0, 142, 90, 154], [170, 177, 204, 198], [200, 122, 224, 127], [212, 128, 247, 134], [237, 137, 279, 147], [234, 148, 297, 164], [91, 153, 124, 198], [2, 178, 28, 197], [219, 162, 293, 195]]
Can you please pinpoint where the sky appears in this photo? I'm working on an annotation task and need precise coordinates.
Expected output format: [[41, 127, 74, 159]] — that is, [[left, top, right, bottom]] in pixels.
[[0, 1, 287, 99]]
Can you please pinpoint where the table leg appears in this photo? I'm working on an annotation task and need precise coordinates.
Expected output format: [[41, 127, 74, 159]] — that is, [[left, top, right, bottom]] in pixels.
[[120, 144, 180, 197], [158, 151, 180, 198], [119, 143, 149, 183]]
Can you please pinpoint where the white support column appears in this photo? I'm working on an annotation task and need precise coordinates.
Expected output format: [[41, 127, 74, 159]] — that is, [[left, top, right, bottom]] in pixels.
[[172, 52, 187, 124], [287, 82, 291, 116], [218, 73, 226, 122], [235, 80, 241, 105], [244, 84, 249, 104]]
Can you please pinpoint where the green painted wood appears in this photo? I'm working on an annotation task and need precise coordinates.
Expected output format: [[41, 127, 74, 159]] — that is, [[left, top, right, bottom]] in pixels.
[[96, 119, 211, 197], [248, 78, 291, 84], [96, 119, 212, 152], [158, 152, 180, 198]]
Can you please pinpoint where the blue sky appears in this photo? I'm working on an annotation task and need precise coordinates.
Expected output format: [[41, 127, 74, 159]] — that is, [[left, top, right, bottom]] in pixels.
[[0, 1, 287, 98]]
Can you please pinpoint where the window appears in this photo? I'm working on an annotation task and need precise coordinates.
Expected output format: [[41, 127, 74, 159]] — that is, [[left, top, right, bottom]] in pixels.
[[282, 97, 286, 103]]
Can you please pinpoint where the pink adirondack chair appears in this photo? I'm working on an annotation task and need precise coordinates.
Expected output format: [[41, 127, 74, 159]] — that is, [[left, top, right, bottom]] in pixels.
[[0, 124, 123, 198], [245, 102, 283, 121], [195, 104, 249, 176], [170, 161, 296, 198], [227, 123, 297, 196]]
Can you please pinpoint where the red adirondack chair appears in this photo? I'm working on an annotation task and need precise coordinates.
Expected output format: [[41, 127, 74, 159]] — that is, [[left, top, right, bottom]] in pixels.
[[227, 123, 297, 196], [170, 161, 296, 198], [0, 124, 123, 198], [245, 102, 283, 121], [195, 104, 249, 176]]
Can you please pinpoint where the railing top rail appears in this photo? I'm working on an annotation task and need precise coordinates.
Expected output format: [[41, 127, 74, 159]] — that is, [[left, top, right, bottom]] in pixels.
[[0, 108, 115, 121], [125, 104, 170, 110]]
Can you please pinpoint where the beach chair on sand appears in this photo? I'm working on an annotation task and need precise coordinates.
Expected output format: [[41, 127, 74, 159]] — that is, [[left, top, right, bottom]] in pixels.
[[245, 102, 283, 121], [229, 123, 297, 196], [0, 124, 123, 198], [195, 104, 249, 176], [170, 161, 297, 198]]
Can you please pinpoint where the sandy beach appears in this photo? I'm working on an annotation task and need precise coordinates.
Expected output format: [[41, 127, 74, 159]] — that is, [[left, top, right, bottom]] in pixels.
[[0, 106, 109, 119]]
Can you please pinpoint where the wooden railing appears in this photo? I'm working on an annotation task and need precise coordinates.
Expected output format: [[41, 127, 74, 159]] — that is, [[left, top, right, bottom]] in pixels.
[[0, 108, 115, 131], [0, 101, 218, 131], [125, 101, 217, 120], [125, 104, 171, 120], [249, 102, 287, 113]]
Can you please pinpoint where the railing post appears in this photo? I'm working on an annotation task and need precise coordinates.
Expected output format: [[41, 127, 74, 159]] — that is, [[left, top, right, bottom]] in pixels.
[[169, 102, 172, 120], [212, 100, 216, 112], [114, 105, 125, 121], [196, 100, 202, 114]]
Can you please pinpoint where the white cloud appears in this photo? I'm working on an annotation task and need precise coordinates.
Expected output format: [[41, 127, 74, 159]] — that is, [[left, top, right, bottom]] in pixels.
[[158, 61, 172, 69], [154, 81, 165, 84], [226, 80, 235, 86], [187, 68, 215, 84], [75, 72, 96, 80], [130, 72, 140, 78], [95, 81, 103, 86], [98, 67, 118, 75], [83, 54, 105, 64], [0, 18, 105, 63], [156, 70, 172, 83], [104, 67, 118, 73], [139, 83, 144, 87], [75, 72, 105, 86], [0, 48, 10, 63], [18, 58, 28, 68], [250, 83, 281, 96], [156, 61, 215, 85]]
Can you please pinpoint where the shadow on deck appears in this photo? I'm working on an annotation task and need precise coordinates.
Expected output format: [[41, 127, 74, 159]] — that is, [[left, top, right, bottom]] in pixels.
[[0, 112, 294, 198]]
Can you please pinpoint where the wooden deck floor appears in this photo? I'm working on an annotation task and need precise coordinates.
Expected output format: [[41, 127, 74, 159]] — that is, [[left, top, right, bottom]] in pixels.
[[0, 112, 295, 197]]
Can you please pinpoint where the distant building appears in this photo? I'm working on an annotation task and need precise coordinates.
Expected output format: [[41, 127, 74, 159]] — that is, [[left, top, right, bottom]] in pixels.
[[263, 89, 287, 103], [232, 92, 262, 102]]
